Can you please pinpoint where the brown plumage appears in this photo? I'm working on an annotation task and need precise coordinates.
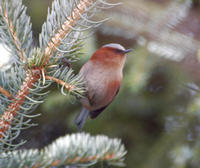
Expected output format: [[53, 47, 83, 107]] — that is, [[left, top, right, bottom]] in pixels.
[[75, 43, 132, 130]]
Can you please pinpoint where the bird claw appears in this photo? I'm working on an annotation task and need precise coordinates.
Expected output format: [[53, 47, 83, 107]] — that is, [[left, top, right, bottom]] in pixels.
[[61, 58, 71, 69]]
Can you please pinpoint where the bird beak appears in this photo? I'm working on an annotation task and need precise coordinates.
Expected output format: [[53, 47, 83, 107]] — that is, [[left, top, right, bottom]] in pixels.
[[123, 49, 132, 54]]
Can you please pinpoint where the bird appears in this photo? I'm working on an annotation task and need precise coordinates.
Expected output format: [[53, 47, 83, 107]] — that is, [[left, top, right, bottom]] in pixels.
[[75, 43, 132, 130]]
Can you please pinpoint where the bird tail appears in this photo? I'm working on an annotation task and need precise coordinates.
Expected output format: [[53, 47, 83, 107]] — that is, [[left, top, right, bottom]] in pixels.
[[75, 107, 89, 131]]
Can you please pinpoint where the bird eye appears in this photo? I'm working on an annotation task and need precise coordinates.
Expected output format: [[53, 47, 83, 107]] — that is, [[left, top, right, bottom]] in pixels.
[[114, 49, 124, 54]]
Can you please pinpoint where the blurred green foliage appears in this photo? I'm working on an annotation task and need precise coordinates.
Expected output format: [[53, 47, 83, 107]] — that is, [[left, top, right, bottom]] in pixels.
[[18, 0, 200, 167]]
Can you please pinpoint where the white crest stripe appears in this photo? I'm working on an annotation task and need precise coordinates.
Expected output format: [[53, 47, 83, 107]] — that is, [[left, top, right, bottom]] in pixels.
[[102, 43, 125, 51]]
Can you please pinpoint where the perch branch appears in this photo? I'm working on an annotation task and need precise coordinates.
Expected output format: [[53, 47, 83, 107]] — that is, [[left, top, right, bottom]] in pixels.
[[45, 75, 75, 91]]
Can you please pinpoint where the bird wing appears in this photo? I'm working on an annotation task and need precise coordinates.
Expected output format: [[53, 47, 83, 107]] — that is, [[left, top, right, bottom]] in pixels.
[[89, 86, 120, 119], [89, 105, 108, 119]]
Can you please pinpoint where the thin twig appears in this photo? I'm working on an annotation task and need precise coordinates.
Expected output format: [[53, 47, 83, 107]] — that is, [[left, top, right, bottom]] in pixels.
[[3, 7, 25, 62], [43, 0, 93, 66], [70, 153, 115, 163], [49, 153, 115, 166], [0, 86, 12, 98], [45, 75, 75, 91]]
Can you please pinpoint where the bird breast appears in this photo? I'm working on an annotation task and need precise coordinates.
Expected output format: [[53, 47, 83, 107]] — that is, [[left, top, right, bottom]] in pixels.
[[79, 61, 123, 111]]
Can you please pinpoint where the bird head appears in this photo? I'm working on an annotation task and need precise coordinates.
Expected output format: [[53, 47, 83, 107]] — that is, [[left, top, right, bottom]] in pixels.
[[91, 43, 132, 66]]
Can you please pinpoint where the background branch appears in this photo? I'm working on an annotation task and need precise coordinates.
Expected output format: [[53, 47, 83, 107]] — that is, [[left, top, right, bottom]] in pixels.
[[0, 133, 126, 168]]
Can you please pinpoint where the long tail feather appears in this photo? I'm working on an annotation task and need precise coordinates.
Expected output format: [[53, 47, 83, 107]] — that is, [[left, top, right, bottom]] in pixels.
[[75, 107, 89, 130]]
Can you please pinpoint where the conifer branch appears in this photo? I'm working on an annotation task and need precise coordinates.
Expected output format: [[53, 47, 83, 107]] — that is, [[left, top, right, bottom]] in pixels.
[[0, 69, 41, 139], [0, 133, 126, 168], [45, 75, 75, 91], [1, 7, 25, 62], [0, 0, 117, 153], [0, 86, 12, 98], [43, 0, 93, 66]]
